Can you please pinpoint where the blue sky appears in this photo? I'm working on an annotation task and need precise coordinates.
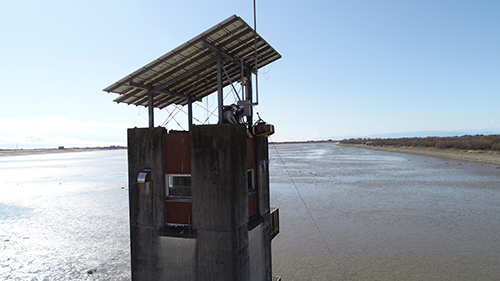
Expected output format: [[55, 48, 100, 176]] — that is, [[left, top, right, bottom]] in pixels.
[[1, 0, 499, 148]]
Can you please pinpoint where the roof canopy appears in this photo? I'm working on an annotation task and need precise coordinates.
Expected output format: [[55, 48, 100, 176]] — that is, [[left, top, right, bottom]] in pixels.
[[103, 15, 281, 109]]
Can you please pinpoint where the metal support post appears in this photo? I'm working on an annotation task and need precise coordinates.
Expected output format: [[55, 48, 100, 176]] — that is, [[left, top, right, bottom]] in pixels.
[[253, 0, 259, 105], [240, 58, 245, 100], [188, 96, 193, 130], [217, 57, 224, 124], [244, 69, 253, 127], [148, 91, 154, 128]]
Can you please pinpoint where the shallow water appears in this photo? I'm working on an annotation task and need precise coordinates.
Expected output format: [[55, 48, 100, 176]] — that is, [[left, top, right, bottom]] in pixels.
[[1, 145, 500, 280], [0, 150, 130, 280], [270, 143, 500, 280]]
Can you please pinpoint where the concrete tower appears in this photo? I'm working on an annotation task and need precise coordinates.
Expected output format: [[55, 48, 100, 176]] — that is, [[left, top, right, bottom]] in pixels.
[[104, 15, 281, 281], [127, 124, 277, 280]]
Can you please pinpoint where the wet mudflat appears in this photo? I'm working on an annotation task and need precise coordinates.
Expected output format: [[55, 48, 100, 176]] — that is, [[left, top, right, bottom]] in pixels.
[[270, 143, 500, 281], [0, 150, 130, 280], [2, 145, 500, 280]]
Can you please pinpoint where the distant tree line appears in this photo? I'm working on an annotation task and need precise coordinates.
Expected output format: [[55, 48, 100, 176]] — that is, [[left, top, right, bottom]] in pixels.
[[340, 134, 500, 151], [271, 140, 335, 145]]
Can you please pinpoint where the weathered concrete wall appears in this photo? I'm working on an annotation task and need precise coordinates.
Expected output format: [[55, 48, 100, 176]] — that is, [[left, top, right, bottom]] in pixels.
[[254, 137, 272, 280], [127, 125, 273, 281], [158, 237, 196, 280], [190, 124, 250, 281], [127, 127, 166, 281], [248, 224, 266, 281]]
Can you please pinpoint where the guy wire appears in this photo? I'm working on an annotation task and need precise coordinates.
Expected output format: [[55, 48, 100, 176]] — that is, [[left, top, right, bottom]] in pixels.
[[269, 138, 348, 280], [162, 105, 182, 127], [269, 139, 333, 256]]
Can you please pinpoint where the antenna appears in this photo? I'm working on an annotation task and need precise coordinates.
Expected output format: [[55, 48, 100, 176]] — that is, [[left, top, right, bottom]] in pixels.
[[253, 0, 259, 105]]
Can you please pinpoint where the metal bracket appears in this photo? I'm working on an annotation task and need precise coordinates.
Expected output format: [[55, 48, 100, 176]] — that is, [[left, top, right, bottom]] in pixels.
[[137, 169, 152, 184], [258, 159, 270, 165]]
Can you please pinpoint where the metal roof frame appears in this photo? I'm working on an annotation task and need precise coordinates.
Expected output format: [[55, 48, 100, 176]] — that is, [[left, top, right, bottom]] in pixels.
[[103, 15, 281, 117]]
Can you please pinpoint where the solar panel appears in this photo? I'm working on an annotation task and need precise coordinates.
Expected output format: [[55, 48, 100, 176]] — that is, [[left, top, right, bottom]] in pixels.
[[103, 15, 281, 109]]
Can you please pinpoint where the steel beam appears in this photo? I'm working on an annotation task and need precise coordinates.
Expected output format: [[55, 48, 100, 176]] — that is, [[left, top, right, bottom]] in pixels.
[[128, 81, 190, 100], [202, 40, 233, 60], [148, 92, 154, 128], [148, 57, 219, 95], [217, 57, 223, 124], [202, 40, 255, 72], [221, 64, 241, 101], [244, 68, 253, 126], [188, 96, 193, 130]]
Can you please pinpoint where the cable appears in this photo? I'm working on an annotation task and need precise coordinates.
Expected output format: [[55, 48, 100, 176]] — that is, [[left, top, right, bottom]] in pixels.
[[269, 139, 333, 255], [171, 113, 184, 130], [269, 138, 348, 280], [195, 102, 218, 124], [161, 76, 241, 127], [177, 106, 202, 124], [161, 106, 182, 127], [137, 106, 145, 116], [262, 64, 273, 80]]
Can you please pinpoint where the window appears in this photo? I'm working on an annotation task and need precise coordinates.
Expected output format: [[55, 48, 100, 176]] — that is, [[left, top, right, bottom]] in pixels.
[[166, 175, 191, 197]]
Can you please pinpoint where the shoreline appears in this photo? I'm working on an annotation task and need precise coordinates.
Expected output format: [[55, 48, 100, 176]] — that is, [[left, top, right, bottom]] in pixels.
[[4, 143, 500, 166], [0, 148, 126, 157], [340, 144, 500, 166]]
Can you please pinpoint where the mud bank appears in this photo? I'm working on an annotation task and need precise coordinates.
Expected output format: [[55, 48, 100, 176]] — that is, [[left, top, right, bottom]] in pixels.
[[340, 144, 500, 166]]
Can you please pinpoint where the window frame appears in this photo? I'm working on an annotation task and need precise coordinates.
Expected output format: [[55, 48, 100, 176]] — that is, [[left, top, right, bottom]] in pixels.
[[165, 174, 192, 199]]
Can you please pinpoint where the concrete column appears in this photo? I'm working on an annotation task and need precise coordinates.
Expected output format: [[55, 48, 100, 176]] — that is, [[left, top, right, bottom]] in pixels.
[[127, 127, 166, 280], [190, 124, 250, 281], [254, 136, 272, 280]]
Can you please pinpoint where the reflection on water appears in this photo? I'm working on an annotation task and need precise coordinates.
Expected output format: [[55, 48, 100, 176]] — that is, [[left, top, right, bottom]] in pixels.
[[270, 143, 500, 281], [0, 150, 130, 280], [2, 145, 500, 280]]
